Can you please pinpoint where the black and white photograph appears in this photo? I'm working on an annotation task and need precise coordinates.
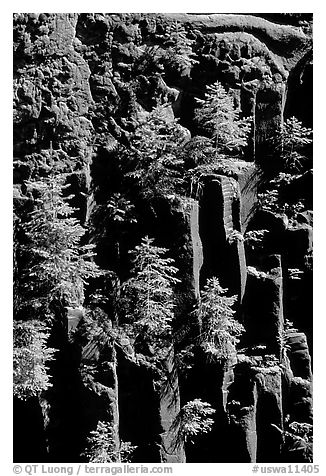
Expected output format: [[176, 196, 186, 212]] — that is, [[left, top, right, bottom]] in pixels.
[[12, 10, 315, 470]]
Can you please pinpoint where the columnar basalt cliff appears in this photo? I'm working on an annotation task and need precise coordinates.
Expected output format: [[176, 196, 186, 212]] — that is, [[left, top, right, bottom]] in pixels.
[[13, 13, 313, 463]]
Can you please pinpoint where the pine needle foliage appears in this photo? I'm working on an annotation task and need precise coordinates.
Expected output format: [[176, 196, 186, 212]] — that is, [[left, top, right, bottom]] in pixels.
[[14, 171, 101, 400], [173, 398, 215, 447], [83, 420, 136, 463], [194, 81, 252, 154], [126, 107, 186, 200], [163, 21, 198, 74], [274, 116, 312, 172], [90, 192, 137, 268], [121, 236, 180, 344], [13, 320, 56, 400], [195, 277, 244, 362], [105, 193, 137, 225], [19, 173, 101, 314], [257, 116, 312, 218]]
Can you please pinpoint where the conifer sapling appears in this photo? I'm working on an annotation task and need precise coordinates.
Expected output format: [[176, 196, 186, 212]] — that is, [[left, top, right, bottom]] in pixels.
[[122, 236, 180, 346], [195, 81, 252, 154], [195, 277, 244, 362]]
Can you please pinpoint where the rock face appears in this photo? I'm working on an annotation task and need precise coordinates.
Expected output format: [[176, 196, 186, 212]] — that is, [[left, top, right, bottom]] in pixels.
[[199, 173, 247, 300], [287, 333, 312, 382], [243, 254, 284, 353], [157, 349, 186, 463], [228, 359, 284, 463], [13, 13, 312, 463]]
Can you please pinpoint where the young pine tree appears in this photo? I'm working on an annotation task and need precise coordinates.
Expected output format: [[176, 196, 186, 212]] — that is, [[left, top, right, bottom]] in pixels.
[[275, 116, 312, 173], [176, 399, 215, 445], [83, 420, 136, 463], [91, 192, 137, 270], [195, 81, 252, 154], [18, 173, 101, 317], [121, 236, 180, 347], [195, 277, 244, 363], [14, 171, 101, 399], [163, 21, 198, 75], [126, 107, 186, 200], [258, 116, 312, 218], [13, 320, 56, 400]]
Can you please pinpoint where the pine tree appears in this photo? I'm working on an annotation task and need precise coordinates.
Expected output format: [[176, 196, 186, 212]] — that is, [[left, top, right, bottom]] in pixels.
[[13, 320, 56, 400], [14, 169, 102, 399], [258, 116, 312, 218], [126, 107, 186, 200], [163, 21, 198, 75], [177, 399, 215, 444], [18, 172, 101, 318], [195, 277, 244, 362], [91, 192, 137, 270], [83, 420, 136, 463], [121, 236, 180, 345], [194, 81, 252, 154], [275, 116, 312, 172], [170, 398, 215, 449]]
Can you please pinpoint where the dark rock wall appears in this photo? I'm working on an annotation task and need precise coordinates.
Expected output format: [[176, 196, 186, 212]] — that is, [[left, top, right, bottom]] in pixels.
[[13, 13, 312, 463]]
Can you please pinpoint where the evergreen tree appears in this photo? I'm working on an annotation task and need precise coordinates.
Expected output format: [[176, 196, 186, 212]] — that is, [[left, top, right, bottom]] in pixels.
[[258, 116, 312, 218], [17, 172, 101, 318], [121, 236, 180, 346], [126, 106, 187, 200], [14, 170, 102, 399], [13, 320, 56, 400], [170, 398, 215, 449], [194, 277, 244, 362], [83, 420, 136, 463], [275, 116, 312, 172], [194, 81, 252, 154], [91, 192, 137, 270], [163, 21, 198, 75], [177, 399, 215, 444]]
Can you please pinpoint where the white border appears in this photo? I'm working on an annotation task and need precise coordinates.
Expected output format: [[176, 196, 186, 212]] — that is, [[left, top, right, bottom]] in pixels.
[[2, 4, 325, 474]]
